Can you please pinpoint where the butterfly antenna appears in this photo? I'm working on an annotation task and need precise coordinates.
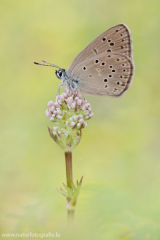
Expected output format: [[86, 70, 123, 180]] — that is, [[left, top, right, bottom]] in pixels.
[[33, 60, 61, 69]]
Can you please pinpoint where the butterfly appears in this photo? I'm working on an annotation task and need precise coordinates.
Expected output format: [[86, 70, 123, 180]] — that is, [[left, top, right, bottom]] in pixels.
[[34, 24, 134, 97]]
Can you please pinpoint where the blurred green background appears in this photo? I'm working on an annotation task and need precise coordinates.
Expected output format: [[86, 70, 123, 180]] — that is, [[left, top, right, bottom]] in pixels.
[[1, 0, 160, 239]]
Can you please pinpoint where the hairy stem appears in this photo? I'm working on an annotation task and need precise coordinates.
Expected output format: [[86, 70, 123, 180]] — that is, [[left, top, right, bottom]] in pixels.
[[65, 151, 74, 221]]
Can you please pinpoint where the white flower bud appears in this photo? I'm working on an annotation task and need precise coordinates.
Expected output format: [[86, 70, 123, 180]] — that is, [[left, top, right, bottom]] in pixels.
[[79, 119, 84, 124], [71, 102, 76, 108], [77, 99, 82, 105], [89, 113, 94, 117], [58, 100, 62, 105], [71, 122, 76, 127], [77, 123, 81, 128], [57, 115, 62, 120], [64, 133, 68, 138], [63, 93, 67, 98], [50, 106, 55, 112], [84, 122, 88, 128], [83, 110, 89, 115], [72, 115, 78, 121], [52, 127, 57, 131], [50, 117, 54, 121]]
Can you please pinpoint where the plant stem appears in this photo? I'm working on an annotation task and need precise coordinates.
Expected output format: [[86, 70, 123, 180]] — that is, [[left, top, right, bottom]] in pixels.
[[65, 151, 74, 221]]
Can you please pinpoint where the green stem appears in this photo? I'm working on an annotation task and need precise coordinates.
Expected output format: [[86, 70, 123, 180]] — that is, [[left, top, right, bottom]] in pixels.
[[65, 151, 74, 221]]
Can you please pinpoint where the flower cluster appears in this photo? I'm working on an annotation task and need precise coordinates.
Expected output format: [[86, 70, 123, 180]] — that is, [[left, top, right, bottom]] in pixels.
[[46, 88, 93, 151], [46, 88, 93, 129]]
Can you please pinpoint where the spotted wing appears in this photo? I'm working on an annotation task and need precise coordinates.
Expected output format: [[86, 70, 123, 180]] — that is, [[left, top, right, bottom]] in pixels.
[[68, 53, 134, 96], [67, 24, 133, 73]]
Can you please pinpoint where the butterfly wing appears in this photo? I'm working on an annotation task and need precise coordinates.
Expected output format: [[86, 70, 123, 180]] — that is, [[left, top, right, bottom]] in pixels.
[[67, 24, 133, 73], [68, 53, 134, 96]]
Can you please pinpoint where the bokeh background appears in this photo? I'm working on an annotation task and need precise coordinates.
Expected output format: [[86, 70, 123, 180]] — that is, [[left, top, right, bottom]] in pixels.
[[1, 0, 160, 239]]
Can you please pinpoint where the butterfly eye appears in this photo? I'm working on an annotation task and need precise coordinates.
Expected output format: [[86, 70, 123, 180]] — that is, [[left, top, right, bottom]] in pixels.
[[83, 66, 87, 70], [102, 37, 106, 41], [59, 71, 62, 77], [95, 60, 99, 64], [101, 62, 105, 66], [110, 66, 113, 68], [109, 74, 112, 78], [107, 49, 111, 52], [110, 43, 114, 46], [103, 79, 108, 82], [56, 70, 62, 78], [112, 69, 116, 72]]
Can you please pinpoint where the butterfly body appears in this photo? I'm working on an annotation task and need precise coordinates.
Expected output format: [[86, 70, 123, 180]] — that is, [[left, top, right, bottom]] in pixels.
[[55, 69, 79, 93], [34, 24, 134, 96]]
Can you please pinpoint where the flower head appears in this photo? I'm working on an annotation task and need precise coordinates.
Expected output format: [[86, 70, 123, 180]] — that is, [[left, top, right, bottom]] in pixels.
[[46, 88, 93, 151]]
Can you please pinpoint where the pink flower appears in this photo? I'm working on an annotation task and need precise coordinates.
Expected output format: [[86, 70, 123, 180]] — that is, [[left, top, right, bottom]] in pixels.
[[57, 109, 62, 115], [60, 95, 64, 101], [79, 119, 84, 124], [77, 99, 82, 105], [82, 99, 87, 104], [50, 106, 55, 112], [46, 88, 93, 133], [64, 88, 69, 94], [71, 102, 76, 108], [89, 113, 94, 117], [46, 109, 52, 118], [66, 97, 73, 105], [86, 103, 91, 108], [47, 101, 54, 108], [56, 95, 61, 101], [77, 93, 82, 98], [46, 88, 94, 151], [54, 103, 60, 108]]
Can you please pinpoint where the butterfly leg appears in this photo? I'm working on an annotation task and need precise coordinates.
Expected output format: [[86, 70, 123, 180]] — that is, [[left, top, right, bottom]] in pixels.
[[57, 83, 66, 95], [71, 83, 85, 98]]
